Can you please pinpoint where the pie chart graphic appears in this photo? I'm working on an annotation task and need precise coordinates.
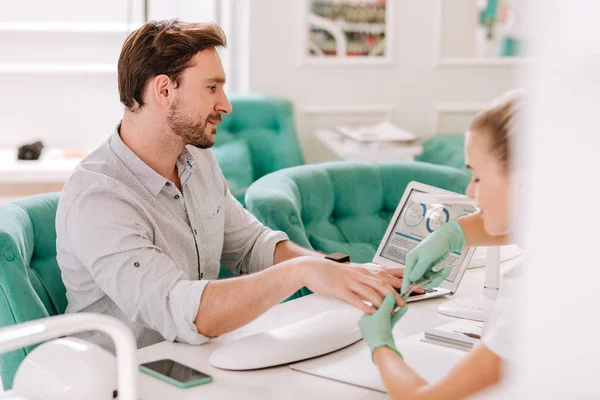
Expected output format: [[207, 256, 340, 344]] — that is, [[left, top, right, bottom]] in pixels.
[[426, 207, 450, 233], [404, 202, 426, 227]]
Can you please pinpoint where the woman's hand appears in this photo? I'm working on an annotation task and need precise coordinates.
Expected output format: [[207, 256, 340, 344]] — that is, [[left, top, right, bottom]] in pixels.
[[359, 293, 408, 361], [401, 220, 466, 294]]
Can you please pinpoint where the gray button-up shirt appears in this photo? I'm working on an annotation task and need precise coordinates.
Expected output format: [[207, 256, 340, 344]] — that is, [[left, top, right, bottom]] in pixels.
[[55, 128, 288, 352]]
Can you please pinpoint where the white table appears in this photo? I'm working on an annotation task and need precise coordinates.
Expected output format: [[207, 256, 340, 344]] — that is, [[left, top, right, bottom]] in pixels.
[[136, 258, 521, 399], [315, 128, 423, 162]]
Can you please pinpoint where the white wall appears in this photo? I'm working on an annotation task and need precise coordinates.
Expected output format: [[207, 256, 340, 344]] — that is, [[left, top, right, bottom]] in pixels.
[[0, 0, 143, 149], [0, 0, 216, 150], [0, 0, 520, 157], [439, 0, 478, 58], [245, 0, 521, 163]]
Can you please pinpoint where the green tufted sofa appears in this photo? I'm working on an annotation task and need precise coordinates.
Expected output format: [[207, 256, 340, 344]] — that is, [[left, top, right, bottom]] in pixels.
[[0, 194, 66, 389], [245, 161, 471, 300], [211, 94, 305, 206], [211, 94, 304, 278], [415, 134, 469, 174]]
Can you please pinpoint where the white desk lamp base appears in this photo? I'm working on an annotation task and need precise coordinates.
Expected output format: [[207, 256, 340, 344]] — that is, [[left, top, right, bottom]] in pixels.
[[0, 313, 137, 400], [437, 288, 497, 322], [438, 247, 500, 322]]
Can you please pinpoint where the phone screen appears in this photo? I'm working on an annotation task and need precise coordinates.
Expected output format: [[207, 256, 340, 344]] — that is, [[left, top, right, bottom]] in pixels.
[[140, 359, 211, 383]]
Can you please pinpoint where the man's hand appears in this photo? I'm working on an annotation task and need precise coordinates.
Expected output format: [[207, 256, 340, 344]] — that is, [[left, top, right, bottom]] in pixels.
[[350, 263, 425, 297], [298, 257, 407, 314]]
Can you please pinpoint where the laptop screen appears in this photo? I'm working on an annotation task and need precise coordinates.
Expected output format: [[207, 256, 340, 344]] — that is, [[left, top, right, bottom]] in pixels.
[[379, 188, 478, 283]]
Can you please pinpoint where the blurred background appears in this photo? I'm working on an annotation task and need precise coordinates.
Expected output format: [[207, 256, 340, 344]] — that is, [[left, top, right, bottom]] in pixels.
[[0, 0, 524, 200], [2, 1, 600, 397]]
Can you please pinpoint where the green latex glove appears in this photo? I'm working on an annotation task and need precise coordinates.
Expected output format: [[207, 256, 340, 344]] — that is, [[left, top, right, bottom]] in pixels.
[[401, 220, 466, 294], [359, 293, 408, 361]]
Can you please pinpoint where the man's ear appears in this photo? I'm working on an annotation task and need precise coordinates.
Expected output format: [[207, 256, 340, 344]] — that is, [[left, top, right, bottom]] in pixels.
[[149, 74, 172, 107]]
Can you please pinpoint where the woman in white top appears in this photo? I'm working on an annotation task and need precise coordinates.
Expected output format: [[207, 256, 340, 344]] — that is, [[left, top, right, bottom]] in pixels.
[[359, 91, 523, 399]]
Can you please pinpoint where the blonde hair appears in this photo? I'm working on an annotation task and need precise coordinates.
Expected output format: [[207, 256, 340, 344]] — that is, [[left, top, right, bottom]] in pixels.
[[469, 91, 522, 169]]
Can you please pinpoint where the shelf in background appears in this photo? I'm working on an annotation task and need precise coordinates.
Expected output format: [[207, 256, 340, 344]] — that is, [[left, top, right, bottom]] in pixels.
[[0, 21, 142, 33], [0, 63, 117, 74], [438, 56, 528, 67], [0, 148, 87, 184]]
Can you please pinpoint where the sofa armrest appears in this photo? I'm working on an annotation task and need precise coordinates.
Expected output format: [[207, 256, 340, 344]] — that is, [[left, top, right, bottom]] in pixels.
[[245, 174, 312, 250]]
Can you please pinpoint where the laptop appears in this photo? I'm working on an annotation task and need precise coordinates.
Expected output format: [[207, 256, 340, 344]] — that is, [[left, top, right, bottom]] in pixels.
[[371, 181, 478, 302]]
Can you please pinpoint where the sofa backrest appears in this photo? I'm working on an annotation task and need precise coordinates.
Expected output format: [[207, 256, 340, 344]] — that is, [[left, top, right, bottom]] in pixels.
[[214, 94, 304, 180], [246, 161, 471, 264]]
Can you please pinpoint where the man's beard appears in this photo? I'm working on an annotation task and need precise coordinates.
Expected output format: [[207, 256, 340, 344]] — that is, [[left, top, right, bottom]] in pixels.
[[167, 102, 221, 149]]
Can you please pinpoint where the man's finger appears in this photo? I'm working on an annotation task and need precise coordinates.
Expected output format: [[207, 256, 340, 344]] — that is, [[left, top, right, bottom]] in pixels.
[[376, 271, 403, 289], [352, 283, 385, 308], [342, 292, 375, 314], [383, 268, 404, 278], [360, 275, 405, 308]]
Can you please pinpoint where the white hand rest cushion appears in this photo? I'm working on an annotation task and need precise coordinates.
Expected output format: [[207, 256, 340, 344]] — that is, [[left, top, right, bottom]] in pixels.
[[209, 308, 363, 370]]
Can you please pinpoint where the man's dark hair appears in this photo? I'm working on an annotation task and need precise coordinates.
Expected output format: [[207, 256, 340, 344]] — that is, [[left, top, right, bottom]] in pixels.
[[118, 19, 226, 111]]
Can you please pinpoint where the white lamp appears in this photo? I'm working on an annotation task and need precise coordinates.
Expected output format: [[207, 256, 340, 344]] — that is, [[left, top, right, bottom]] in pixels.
[[0, 313, 137, 400], [410, 192, 500, 322], [437, 246, 500, 322]]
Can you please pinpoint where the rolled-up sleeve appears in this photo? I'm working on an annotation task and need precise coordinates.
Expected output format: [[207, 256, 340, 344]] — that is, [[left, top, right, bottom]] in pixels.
[[220, 186, 288, 276], [65, 190, 209, 344], [168, 280, 210, 344]]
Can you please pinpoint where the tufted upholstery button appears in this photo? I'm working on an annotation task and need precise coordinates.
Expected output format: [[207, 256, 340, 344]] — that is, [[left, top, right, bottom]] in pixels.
[[379, 210, 388, 219], [289, 215, 298, 224], [329, 216, 335, 224], [4, 251, 15, 261]]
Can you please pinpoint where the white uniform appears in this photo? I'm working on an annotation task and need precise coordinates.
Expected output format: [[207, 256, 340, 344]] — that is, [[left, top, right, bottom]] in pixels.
[[481, 262, 524, 364]]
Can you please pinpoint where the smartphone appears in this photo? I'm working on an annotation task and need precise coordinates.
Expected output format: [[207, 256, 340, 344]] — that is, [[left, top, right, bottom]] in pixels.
[[139, 359, 213, 388]]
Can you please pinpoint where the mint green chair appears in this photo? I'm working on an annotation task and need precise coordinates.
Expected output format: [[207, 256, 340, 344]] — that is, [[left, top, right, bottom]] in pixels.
[[245, 161, 471, 300], [211, 94, 305, 206], [213, 94, 305, 279], [0, 193, 66, 390], [415, 134, 470, 174]]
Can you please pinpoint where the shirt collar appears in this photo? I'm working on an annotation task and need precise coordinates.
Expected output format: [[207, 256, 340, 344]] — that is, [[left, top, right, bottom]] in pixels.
[[109, 123, 196, 197], [177, 145, 197, 172], [176, 145, 197, 190]]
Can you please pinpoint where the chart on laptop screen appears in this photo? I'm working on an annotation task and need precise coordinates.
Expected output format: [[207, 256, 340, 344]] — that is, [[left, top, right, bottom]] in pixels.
[[380, 189, 477, 282]]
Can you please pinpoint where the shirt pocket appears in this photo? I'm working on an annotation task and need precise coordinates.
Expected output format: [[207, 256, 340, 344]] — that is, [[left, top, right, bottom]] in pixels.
[[201, 202, 224, 263], [202, 201, 224, 237]]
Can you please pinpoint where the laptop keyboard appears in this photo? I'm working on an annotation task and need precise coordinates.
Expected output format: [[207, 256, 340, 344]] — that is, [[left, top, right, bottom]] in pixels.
[[395, 288, 438, 296]]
